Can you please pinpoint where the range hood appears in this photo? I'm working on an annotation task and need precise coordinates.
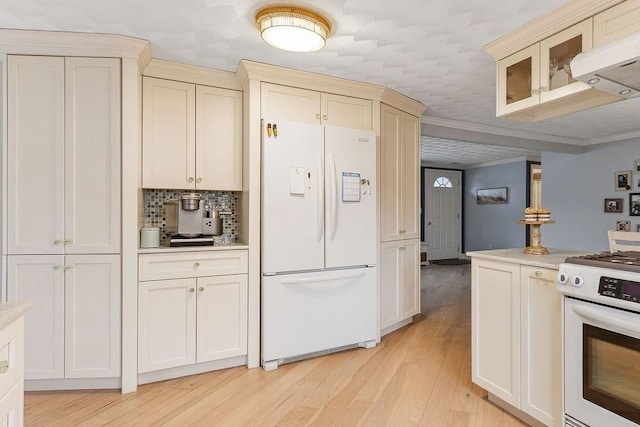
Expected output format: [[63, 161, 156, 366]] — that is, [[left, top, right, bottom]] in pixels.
[[571, 31, 640, 99]]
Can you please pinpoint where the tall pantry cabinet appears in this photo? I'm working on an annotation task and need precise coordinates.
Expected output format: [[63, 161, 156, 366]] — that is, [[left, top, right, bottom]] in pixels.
[[5, 56, 121, 382], [379, 104, 421, 333]]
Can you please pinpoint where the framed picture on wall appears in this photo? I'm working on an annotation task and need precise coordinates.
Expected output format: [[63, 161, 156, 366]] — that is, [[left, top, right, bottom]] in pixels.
[[630, 193, 640, 216], [476, 187, 508, 204], [617, 220, 630, 231], [604, 198, 623, 213], [615, 170, 632, 191]]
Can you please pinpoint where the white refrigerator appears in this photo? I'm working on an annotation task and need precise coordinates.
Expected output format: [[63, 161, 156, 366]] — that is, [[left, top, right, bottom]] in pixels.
[[261, 118, 378, 370]]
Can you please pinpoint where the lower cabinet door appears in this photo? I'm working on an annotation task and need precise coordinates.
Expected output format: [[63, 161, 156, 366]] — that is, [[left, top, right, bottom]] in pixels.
[[138, 278, 197, 373], [471, 259, 521, 408], [380, 240, 420, 331], [400, 239, 420, 320], [7, 255, 65, 380], [520, 266, 562, 425], [380, 241, 402, 330], [64, 255, 121, 378], [0, 381, 24, 427], [196, 275, 247, 363]]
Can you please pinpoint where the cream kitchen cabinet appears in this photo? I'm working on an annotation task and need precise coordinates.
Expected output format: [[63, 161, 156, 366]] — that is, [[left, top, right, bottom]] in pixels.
[[492, 18, 621, 121], [379, 103, 420, 335], [593, 0, 640, 46], [0, 305, 26, 427], [142, 77, 242, 191], [5, 55, 122, 386], [138, 250, 248, 375], [260, 82, 372, 130], [7, 55, 121, 255], [7, 255, 121, 380], [380, 104, 420, 242], [380, 240, 420, 331], [471, 258, 562, 426]]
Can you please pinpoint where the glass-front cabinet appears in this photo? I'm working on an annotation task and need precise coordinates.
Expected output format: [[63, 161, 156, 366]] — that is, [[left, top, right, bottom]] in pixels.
[[497, 19, 593, 118]]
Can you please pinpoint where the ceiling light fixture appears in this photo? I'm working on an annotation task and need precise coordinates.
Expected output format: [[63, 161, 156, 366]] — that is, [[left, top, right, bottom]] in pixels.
[[256, 6, 330, 52]]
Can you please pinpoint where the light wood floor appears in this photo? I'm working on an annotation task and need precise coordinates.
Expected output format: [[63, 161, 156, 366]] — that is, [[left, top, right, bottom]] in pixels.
[[24, 264, 526, 426]]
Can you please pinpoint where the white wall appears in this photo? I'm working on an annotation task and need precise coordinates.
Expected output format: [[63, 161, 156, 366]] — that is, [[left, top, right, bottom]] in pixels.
[[543, 138, 640, 252]]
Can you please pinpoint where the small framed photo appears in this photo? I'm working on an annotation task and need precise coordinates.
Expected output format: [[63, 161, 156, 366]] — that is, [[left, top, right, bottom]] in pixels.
[[476, 187, 508, 204], [630, 193, 640, 216], [635, 160, 640, 173], [617, 220, 630, 231], [636, 224, 640, 232], [604, 198, 623, 213], [616, 170, 632, 191]]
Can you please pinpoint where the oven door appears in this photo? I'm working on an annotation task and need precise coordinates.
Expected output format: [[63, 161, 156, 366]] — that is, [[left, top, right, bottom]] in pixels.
[[564, 297, 640, 426]]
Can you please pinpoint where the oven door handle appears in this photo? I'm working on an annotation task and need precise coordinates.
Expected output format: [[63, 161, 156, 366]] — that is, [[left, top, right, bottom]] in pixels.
[[573, 304, 640, 335]]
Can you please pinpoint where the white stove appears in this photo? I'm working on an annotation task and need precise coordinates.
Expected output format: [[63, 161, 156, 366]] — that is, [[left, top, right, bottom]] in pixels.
[[557, 251, 640, 427]]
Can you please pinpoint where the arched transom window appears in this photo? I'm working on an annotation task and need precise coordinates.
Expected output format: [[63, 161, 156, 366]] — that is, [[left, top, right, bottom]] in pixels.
[[433, 176, 452, 188]]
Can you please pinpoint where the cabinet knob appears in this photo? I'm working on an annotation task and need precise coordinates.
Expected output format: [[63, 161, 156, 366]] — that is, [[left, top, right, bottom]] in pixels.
[[63, 265, 72, 271], [535, 270, 543, 278], [193, 262, 200, 269], [322, 114, 327, 120], [0, 360, 8, 374], [189, 288, 195, 293], [63, 239, 72, 245], [198, 286, 204, 292], [188, 177, 194, 183], [53, 240, 62, 245], [315, 113, 321, 119], [53, 265, 61, 271], [539, 86, 548, 92], [400, 246, 406, 251], [196, 177, 203, 183]]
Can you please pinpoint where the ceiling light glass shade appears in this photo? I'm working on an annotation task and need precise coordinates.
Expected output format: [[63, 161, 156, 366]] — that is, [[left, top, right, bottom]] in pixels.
[[256, 7, 330, 52]]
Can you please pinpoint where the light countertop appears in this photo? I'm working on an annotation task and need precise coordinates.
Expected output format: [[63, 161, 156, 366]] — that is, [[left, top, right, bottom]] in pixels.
[[466, 248, 592, 270], [0, 301, 30, 330], [138, 242, 248, 254]]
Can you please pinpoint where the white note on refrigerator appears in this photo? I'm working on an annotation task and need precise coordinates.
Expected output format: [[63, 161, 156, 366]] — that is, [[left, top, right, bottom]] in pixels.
[[342, 172, 361, 202], [290, 167, 305, 195]]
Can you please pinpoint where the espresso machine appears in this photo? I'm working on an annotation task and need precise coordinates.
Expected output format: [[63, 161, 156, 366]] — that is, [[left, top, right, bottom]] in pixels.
[[164, 193, 231, 247]]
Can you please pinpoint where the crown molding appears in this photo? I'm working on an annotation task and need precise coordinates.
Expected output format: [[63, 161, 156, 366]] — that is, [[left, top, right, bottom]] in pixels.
[[237, 60, 426, 115], [0, 29, 151, 70], [484, 0, 624, 60], [584, 129, 640, 145], [143, 59, 241, 90]]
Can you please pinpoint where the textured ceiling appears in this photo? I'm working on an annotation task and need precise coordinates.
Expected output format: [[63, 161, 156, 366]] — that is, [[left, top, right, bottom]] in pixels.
[[420, 136, 541, 167], [2, 0, 639, 165]]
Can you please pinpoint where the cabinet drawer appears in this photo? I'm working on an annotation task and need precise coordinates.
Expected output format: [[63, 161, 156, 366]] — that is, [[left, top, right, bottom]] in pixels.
[[139, 250, 248, 281], [0, 317, 24, 401]]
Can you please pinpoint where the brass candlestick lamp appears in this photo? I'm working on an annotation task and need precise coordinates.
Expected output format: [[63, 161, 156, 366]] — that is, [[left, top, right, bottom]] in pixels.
[[517, 178, 555, 254]]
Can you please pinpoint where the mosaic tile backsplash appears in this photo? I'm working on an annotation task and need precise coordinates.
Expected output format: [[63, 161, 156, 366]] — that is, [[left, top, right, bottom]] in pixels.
[[143, 189, 239, 246]]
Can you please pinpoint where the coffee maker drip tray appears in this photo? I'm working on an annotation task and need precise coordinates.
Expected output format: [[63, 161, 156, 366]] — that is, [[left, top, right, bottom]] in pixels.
[[169, 234, 215, 247]]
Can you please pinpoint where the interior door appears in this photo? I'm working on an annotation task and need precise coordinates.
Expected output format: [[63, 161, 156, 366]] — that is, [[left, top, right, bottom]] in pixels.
[[425, 169, 462, 260], [324, 126, 377, 268], [261, 119, 324, 273]]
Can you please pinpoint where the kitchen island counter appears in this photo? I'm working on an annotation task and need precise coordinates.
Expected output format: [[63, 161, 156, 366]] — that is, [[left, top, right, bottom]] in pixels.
[[0, 301, 30, 330], [466, 247, 591, 270]]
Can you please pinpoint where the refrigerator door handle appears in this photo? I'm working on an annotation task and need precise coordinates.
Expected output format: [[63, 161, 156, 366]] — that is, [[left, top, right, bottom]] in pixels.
[[279, 271, 366, 285], [329, 154, 337, 241], [317, 154, 324, 242]]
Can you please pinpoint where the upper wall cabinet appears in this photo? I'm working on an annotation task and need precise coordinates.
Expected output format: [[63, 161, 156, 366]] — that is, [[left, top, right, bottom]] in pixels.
[[7, 56, 121, 255], [260, 82, 372, 130], [495, 19, 621, 121], [593, 0, 640, 46], [486, 1, 630, 122], [142, 77, 242, 191]]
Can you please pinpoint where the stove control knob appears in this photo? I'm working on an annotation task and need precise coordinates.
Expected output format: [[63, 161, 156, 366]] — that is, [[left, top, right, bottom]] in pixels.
[[557, 272, 569, 285], [572, 275, 585, 287]]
